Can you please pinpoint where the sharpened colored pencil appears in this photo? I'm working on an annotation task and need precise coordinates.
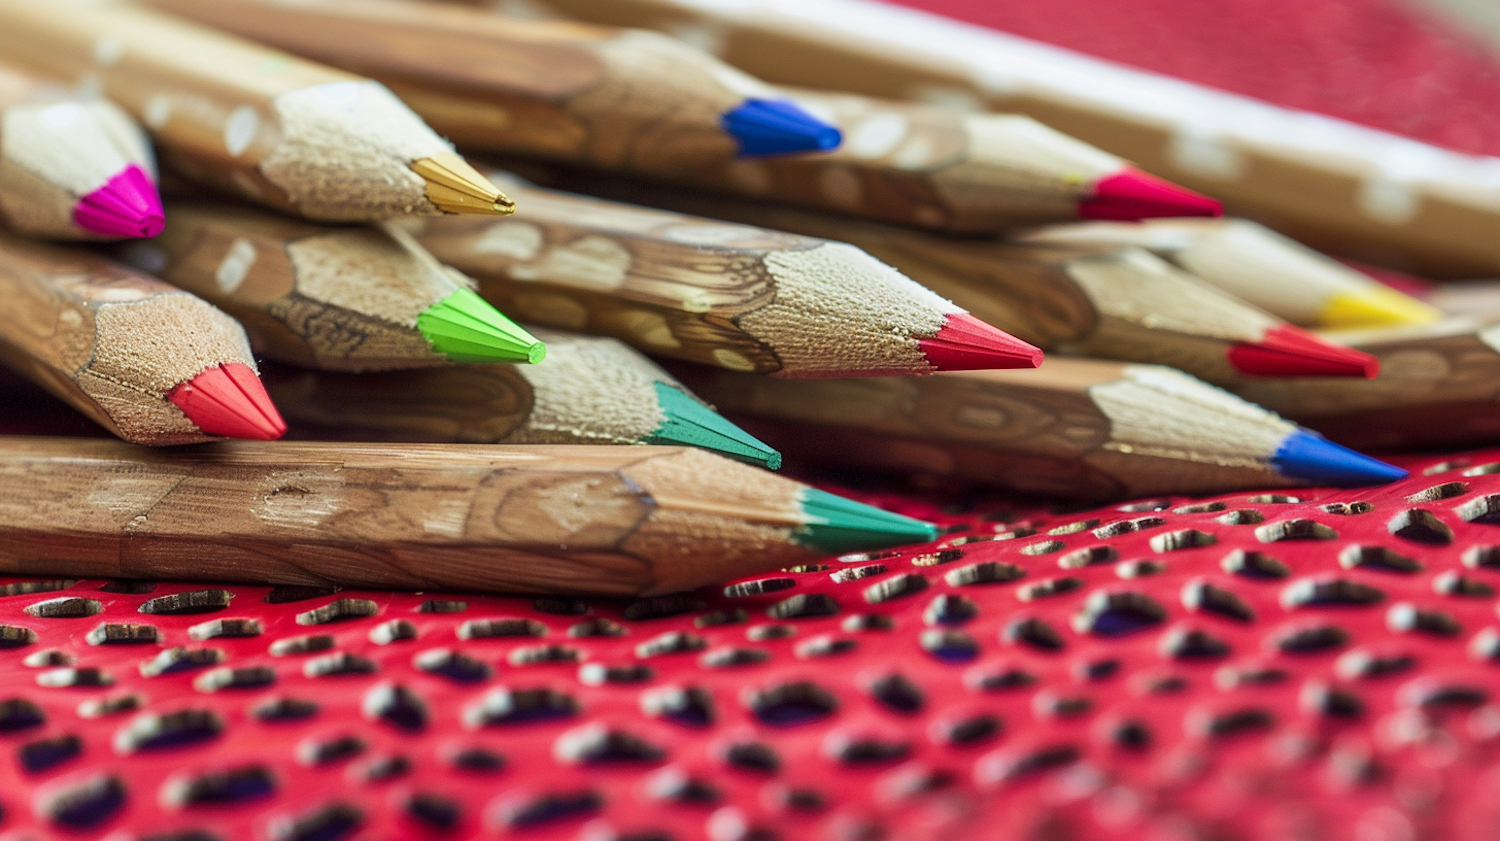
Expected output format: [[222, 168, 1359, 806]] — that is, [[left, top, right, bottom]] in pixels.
[[119, 202, 544, 371], [0, 438, 936, 594]]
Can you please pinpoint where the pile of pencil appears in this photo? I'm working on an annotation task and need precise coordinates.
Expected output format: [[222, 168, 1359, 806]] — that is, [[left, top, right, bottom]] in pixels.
[[0, 0, 1473, 596]]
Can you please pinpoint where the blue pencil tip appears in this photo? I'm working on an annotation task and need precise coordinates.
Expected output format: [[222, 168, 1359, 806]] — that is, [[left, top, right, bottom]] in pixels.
[[1271, 430, 1408, 486], [720, 97, 843, 157]]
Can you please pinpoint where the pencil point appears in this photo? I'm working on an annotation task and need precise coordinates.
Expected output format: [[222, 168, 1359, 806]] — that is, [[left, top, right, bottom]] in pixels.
[[1320, 287, 1443, 328], [721, 97, 843, 157], [647, 382, 782, 469], [795, 488, 939, 554], [411, 152, 516, 216], [1078, 167, 1222, 221], [168, 363, 286, 440], [920, 313, 1044, 371], [73, 164, 165, 239], [1226, 324, 1379, 378], [417, 288, 546, 363], [1272, 430, 1408, 485]]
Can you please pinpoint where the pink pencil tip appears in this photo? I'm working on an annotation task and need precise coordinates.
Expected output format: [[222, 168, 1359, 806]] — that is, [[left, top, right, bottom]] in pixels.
[[920, 312, 1045, 371], [1078, 167, 1222, 221], [73, 163, 165, 240], [168, 363, 287, 440]]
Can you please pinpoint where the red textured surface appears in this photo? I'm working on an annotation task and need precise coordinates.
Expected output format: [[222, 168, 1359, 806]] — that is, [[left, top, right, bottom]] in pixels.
[[883, 0, 1500, 157], [3, 451, 1500, 840]]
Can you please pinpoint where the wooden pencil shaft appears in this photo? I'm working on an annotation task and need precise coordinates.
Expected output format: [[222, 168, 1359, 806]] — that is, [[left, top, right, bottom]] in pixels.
[[0, 439, 818, 595]]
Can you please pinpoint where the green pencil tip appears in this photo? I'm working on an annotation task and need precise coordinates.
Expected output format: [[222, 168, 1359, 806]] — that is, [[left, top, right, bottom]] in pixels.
[[646, 382, 782, 470], [795, 488, 938, 554], [417, 287, 546, 364]]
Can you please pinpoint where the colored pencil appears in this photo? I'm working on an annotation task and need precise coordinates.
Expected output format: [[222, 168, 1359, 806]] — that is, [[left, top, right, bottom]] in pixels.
[[532, 0, 1500, 278], [0, 0, 511, 223], [559, 178, 1377, 385], [678, 358, 1405, 499], [1230, 317, 1500, 450], [0, 438, 936, 594], [117, 202, 544, 371], [264, 327, 781, 469], [1017, 219, 1442, 329], [411, 176, 1043, 377], [0, 231, 284, 445], [0, 61, 163, 241], [145, 0, 842, 167]]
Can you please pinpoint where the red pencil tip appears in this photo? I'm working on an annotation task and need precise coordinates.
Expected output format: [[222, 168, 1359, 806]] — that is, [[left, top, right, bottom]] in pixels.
[[73, 163, 165, 239], [1078, 167, 1222, 221], [1227, 324, 1379, 378], [919, 312, 1044, 371], [168, 363, 287, 440]]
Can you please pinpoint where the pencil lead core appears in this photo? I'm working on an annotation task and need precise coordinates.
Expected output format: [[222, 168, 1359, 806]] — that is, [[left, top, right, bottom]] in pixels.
[[74, 164, 165, 239], [721, 98, 843, 157], [795, 488, 938, 553], [1226, 324, 1379, 378], [1078, 167, 1222, 221], [412, 152, 516, 216], [1320, 287, 1443, 328], [647, 382, 782, 470], [417, 288, 546, 363], [919, 313, 1044, 371], [1272, 430, 1408, 485], [168, 363, 286, 440]]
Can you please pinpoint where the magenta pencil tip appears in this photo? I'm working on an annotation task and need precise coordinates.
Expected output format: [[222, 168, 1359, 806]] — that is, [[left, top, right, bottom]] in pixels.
[[74, 164, 165, 240], [1077, 167, 1222, 221]]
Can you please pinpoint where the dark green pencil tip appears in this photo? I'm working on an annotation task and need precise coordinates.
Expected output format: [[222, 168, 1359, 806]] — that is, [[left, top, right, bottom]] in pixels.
[[646, 382, 782, 470], [795, 488, 938, 554], [417, 287, 546, 364]]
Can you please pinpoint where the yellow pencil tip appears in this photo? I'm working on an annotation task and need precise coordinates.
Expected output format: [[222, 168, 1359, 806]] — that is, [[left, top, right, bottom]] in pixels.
[[411, 152, 516, 216], [1320, 286, 1443, 328]]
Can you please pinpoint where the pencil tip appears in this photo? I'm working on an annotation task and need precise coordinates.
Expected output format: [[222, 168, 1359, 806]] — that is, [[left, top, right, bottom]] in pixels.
[[168, 363, 286, 440], [647, 382, 782, 469], [1078, 167, 1222, 221], [795, 488, 939, 553], [1320, 287, 1444, 328], [417, 288, 546, 363], [411, 152, 517, 216], [1272, 430, 1408, 485], [73, 164, 165, 239], [1226, 324, 1379, 378], [721, 97, 843, 157], [920, 313, 1045, 371]]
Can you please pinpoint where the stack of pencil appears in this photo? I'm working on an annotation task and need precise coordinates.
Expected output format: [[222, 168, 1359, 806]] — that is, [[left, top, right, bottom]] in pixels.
[[0, 0, 1451, 597]]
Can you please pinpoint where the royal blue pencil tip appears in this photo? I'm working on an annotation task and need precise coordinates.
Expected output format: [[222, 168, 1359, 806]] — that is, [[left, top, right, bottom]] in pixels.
[[721, 97, 843, 157], [1271, 430, 1408, 486]]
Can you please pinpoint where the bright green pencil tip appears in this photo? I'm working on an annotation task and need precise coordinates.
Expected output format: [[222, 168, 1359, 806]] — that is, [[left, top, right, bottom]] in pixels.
[[646, 382, 782, 470], [795, 488, 938, 554], [417, 287, 545, 363]]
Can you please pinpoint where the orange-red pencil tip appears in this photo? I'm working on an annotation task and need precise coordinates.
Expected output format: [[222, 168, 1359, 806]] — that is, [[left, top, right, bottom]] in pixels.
[[920, 312, 1044, 371], [1226, 324, 1379, 378], [1078, 167, 1222, 221], [168, 363, 287, 440]]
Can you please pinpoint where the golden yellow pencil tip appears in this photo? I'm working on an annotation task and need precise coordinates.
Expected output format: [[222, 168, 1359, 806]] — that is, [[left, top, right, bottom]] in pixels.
[[1320, 286, 1444, 328], [411, 152, 516, 216]]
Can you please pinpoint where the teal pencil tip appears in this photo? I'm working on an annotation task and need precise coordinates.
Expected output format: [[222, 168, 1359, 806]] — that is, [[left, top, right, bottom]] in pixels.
[[646, 382, 782, 470], [417, 287, 545, 364], [795, 487, 939, 554]]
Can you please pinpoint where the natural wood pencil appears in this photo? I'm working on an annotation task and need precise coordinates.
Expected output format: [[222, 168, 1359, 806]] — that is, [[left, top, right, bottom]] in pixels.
[[117, 202, 544, 371], [0, 61, 164, 241], [0, 0, 511, 222], [145, 0, 843, 168], [678, 358, 1404, 500], [1017, 219, 1442, 329], [265, 327, 781, 469], [0, 438, 936, 595], [0, 231, 284, 444], [410, 175, 1043, 377]]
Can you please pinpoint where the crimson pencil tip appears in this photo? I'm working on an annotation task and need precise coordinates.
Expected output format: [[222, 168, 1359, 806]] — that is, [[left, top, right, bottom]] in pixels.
[[168, 363, 287, 440], [73, 164, 165, 239], [1078, 167, 1222, 221], [1226, 324, 1379, 378], [920, 312, 1044, 371]]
